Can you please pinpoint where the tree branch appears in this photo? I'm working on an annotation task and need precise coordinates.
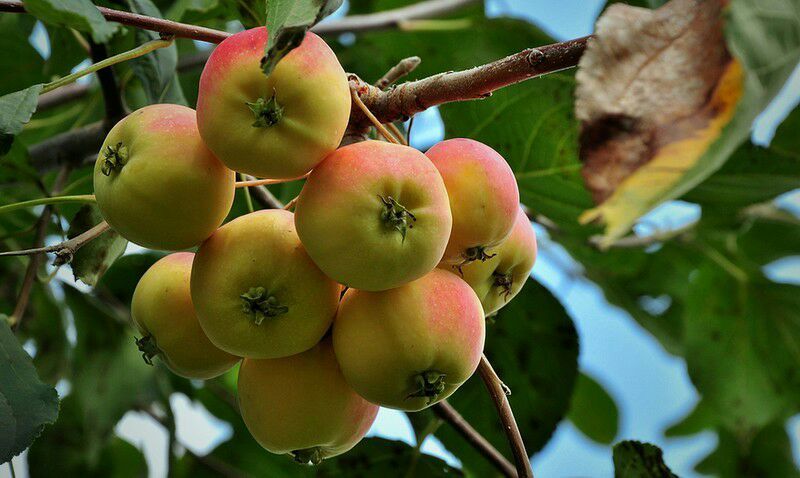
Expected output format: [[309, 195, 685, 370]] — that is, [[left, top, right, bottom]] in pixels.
[[432, 401, 516, 478], [376, 56, 422, 89], [0, 221, 110, 263], [88, 40, 126, 123], [350, 35, 590, 124], [478, 354, 533, 478], [314, 0, 479, 35], [9, 167, 70, 331], [0, 0, 478, 42]]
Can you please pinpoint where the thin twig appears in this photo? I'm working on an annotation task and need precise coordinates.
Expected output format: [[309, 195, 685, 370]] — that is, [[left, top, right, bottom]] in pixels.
[[590, 219, 698, 249], [0, 221, 110, 264], [376, 56, 421, 89], [432, 401, 516, 478], [242, 175, 284, 209], [386, 122, 408, 145], [9, 167, 70, 331], [282, 196, 298, 211], [350, 87, 400, 144], [477, 354, 533, 478], [234, 175, 308, 188]]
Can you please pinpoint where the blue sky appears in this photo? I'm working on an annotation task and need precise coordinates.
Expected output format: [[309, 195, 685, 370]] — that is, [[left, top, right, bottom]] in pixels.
[[6, 1, 800, 477]]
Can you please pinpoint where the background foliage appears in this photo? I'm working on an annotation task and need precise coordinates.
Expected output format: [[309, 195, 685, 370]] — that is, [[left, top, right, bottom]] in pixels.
[[1, 0, 799, 476]]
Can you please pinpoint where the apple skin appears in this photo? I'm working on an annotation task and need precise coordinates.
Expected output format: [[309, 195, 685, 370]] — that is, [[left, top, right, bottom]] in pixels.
[[131, 253, 240, 379], [425, 138, 519, 265], [190, 209, 340, 359], [294, 140, 453, 291], [445, 208, 537, 315], [93, 104, 235, 250], [196, 27, 350, 179], [237, 339, 379, 464], [332, 269, 485, 411]]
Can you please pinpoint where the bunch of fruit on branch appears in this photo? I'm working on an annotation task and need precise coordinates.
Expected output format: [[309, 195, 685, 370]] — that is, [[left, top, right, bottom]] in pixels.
[[99, 27, 537, 465]]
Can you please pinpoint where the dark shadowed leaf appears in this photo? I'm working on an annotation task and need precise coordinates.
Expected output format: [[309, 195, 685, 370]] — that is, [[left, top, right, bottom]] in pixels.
[[0, 320, 59, 462], [28, 395, 149, 477], [66, 205, 127, 286], [318, 437, 462, 477], [568, 372, 619, 445], [0, 84, 43, 156], [127, 0, 187, 105], [613, 440, 677, 478]]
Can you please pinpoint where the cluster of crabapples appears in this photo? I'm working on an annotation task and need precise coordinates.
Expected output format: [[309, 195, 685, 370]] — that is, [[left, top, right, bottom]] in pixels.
[[94, 27, 537, 464]]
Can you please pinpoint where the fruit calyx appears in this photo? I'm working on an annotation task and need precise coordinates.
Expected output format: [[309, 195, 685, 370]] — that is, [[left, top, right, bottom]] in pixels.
[[455, 246, 497, 275], [379, 195, 416, 242], [407, 370, 447, 405], [292, 446, 324, 466], [240, 287, 289, 325], [492, 271, 514, 299], [101, 142, 129, 176], [135, 335, 161, 365], [246, 91, 283, 128]]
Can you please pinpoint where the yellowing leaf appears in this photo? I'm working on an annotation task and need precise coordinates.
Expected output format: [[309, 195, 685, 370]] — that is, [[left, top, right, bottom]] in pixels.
[[580, 61, 743, 247]]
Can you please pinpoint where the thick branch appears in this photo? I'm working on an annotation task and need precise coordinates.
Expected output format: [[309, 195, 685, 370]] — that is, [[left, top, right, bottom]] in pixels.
[[351, 35, 590, 124], [432, 401, 516, 478], [477, 354, 533, 478]]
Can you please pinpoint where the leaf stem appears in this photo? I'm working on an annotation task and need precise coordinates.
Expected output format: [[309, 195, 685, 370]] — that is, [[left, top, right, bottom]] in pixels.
[[41, 38, 173, 94], [0, 195, 96, 216], [234, 175, 308, 188]]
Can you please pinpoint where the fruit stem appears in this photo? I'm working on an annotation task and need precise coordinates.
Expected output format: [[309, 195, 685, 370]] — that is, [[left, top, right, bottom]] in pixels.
[[246, 91, 283, 128], [100, 141, 129, 176], [135, 335, 161, 365], [407, 370, 447, 405], [0, 194, 96, 216], [292, 447, 324, 465], [379, 195, 416, 242], [42, 38, 173, 94], [240, 287, 288, 325]]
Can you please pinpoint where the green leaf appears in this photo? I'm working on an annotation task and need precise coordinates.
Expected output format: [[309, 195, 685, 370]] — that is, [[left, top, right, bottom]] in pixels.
[[441, 75, 591, 229], [682, 265, 797, 434], [43, 26, 89, 78], [695, 420, 800, 478], [0, 84, 43, 156], [567, 372, 619, 445], [97, 252, 164, 305], [684, 106, 800, 213], [612, 440, 677, 478], [29, 395, 149, 477], [127, 0, 187, 105], [432, 280, 578, 476], [24, 0, 117, 43], [261, 0, 343, 75], [0, 15, 45, 96], [66, 205, 127, 286], [0, 319, 59, 462]]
